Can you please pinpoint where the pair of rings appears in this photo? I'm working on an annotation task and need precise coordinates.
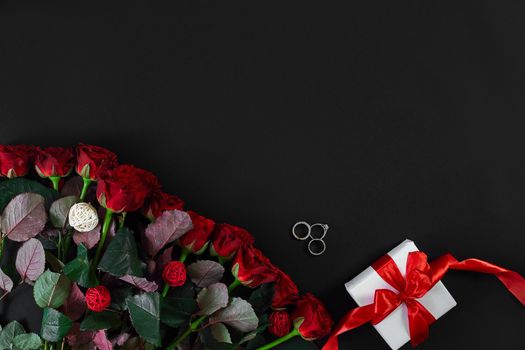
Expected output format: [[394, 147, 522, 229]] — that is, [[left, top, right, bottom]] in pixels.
[[292, 221, 328, 256]]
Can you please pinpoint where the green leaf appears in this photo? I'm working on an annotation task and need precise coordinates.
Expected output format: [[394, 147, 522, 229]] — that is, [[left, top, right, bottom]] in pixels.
[[196, 283, 228, 316], [210, 323, 232, 344], [126, 292, 161, 346], [40, 308, 72, 342], [49, 196, 79, 228], [33, 270, 71, 308], [109, 286, 133, 311], [209, 297, 258, 332], [160, 294, 197, 328], [248, 283, 274, 316], [239, 314, 268, 344], [98, 228, 143, 277], [0, 178, 58, 211], [80, 310, 121, 331], [63, 244, 98, 287], [44, 251, 64, 272], [0, 321, 25, 349], [13, 333, 42, 350]]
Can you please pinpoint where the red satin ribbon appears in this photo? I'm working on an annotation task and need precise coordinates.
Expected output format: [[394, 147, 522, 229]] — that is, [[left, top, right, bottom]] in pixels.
[[322, 251, 525, 350]]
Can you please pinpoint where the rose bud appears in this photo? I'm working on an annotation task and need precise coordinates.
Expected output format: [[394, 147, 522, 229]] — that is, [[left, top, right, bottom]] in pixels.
[[0, 145, 34, 178], [35, 146, 75, 177], [292, 293, 334, 340], [269, 310, 292, 338], [178, 211, 215, 255], [85, 286, 111, 312], [231, 244, 277, 288], [96, 164, 158, 213], [209, 223, 254, 260], [76, 144, 118, 180], [162, 261, 187, 287], [143, 190, 185, 220], [272, 269, 299, 309]]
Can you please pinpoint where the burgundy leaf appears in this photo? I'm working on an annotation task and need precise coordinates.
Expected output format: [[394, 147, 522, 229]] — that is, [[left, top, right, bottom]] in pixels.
[[111, 333, 131, 346], [0, 268, 13, 293], [93, 330, 113, 350], [1, 193, 47, 242], [15, 238, 45, 282], [187, 260, 225, 288], [144, 210, 193, 257], [61, 283, 86, 321], [61, 176, 84, 197], [67, 323, 96, 346], [119, 275, 158, 292], [73, 224, 101, 249]]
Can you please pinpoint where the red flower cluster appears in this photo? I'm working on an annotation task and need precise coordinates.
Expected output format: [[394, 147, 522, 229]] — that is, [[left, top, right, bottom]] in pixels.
[[179, 211, 215, 254], [0, 143, 334, 343], [0, 145, 34, 178], [76, 144, 117, 180]]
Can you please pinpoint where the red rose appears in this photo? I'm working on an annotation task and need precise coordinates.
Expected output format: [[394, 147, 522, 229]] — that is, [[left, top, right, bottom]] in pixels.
[[178, 211, 215, 254], [143, 190, 185, 220], [35, 146, 75, 177], [76, 144, 118, 180], [85, 286, 111, 312], [272, 269, 299, 309], [210, 223, 254, 259], [232, 244, 277, 288], [292, 293, 333, 340], [96, 164, 158, 213], [269, 310, 292, 337], [162, 261, 187, 287], [0, 145, 34, 178]]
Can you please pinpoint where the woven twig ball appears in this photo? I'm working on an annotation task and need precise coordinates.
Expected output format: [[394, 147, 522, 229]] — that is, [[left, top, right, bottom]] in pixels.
[[68, 202, 99, 232]]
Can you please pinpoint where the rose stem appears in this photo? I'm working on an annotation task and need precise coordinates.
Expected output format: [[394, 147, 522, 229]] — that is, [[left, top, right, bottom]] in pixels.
[[255, 328, 300, 350], [118, 212, 127, 228], [92, 208, 113, 271], [161, 284, 170, 297], [79, 177, 92, 201], [0, 236, 5, 263], [179, 249, 190, 263], [61, 228, 74, 263], [164, 315, 207, 350], [228, 279, 242, 293], [49, 176, 60, 191], [63, 176, 91, 263]]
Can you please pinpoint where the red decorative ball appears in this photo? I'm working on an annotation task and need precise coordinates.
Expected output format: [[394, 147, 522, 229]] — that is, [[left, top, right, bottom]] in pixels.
[[268, 310, 291, 338], [162, 261, 187, 287], [85, 286, 111, 312]]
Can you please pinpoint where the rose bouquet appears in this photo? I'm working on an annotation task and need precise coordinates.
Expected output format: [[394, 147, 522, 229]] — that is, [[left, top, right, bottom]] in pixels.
[[0, 144, 333, 350]]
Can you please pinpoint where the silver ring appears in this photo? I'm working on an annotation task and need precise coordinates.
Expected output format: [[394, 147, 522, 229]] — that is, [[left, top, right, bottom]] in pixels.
[[309, 223, 329, 240], [308, 238, 326, 256], [292, 221, 311, 240]]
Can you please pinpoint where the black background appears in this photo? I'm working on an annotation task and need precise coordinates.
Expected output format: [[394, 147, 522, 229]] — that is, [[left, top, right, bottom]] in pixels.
[[1, 1, 525, 349]]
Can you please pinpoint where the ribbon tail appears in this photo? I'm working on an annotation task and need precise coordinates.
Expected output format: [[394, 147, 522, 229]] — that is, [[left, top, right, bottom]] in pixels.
[[407, 300, 436, 347], [322, 304, 375, 350], [431, 254, 525, 306]]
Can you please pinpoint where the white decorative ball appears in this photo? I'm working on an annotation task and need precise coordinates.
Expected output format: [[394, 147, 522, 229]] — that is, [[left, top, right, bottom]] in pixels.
[[68, 202, 99, 232]]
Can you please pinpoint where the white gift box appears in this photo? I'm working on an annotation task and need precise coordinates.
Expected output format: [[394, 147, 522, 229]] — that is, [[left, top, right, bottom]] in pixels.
[[345, 239, 457, 350]]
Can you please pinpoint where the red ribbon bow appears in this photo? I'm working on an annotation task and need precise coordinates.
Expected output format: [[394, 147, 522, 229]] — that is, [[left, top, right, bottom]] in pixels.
[[323, 251, 525, 350]]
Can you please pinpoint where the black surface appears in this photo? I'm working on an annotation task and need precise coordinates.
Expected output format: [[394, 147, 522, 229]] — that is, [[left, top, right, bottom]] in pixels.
[[1, 1, 525, 349]]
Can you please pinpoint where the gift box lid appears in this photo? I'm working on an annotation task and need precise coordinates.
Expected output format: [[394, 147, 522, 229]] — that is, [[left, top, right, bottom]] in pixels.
[[345, 239, 457, 350]]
